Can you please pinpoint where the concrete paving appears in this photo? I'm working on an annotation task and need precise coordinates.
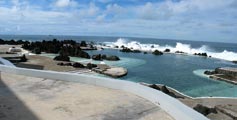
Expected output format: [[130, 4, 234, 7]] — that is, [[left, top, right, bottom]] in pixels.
[[0, 72, 174, 120]]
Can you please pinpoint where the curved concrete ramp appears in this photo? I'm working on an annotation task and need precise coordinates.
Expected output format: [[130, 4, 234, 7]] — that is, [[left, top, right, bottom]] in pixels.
[[0, 72, 174, 120]]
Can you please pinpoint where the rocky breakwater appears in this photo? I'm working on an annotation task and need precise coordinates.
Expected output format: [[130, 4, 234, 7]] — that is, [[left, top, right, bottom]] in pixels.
[[204, 67, 237, 84], [22, 39, 91, 59]]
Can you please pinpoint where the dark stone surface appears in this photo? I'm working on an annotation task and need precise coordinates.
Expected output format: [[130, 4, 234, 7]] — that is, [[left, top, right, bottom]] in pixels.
[[53, 55, 70, 62], [57, 62, 64, 66], [160, 85, 170, 94], [204, 70, 217, 75], [152, 50, 163, 55], [120, 47, 133, 53], [193, 104, 217, 116], [233, 61, 237, 64], [86, 63, 97, 69], [194, 53, 208, 57], [105, 56, 120, 61], [164, 49, 170, 52], [32, 48, 41, 54], [92, 54, 102, 61], [75, 50, 91, 59], [72, 62, 85, 68], [101, 54, 107, 59], [149, 84, 160, 90], [175, 51, 185, 54], [20, 54, 27, 62]]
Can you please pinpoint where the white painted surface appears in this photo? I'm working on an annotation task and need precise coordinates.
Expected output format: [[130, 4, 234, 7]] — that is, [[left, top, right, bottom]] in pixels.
[[0, 60, 208, 120], [0, 57, 16, 67]]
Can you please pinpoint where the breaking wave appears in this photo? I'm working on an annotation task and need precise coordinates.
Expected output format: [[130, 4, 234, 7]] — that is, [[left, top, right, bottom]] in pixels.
[[104, 38, 237, 61]]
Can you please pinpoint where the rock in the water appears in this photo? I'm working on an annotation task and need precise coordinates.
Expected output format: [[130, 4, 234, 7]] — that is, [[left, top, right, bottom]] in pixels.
[[233, 61, 237, 64], [101, 54, 107, 59], [92, 54, 102, 61], [144, 52, 148, 54], [194, 53, 208, 57], [164, 49, 170, 52], [75, 50, 90, 59], [87, 63, 97, 69], [54, 55, 70, 61], [193, 104, 217, 116], [161, 85, 170, 94], [72, 62, 85, 68], [149, 84, 160, 90], [120, 47, 133, 52], [152, 50, 163, 55], [175, 51, 185, 54], [106, 55, 120, 61]]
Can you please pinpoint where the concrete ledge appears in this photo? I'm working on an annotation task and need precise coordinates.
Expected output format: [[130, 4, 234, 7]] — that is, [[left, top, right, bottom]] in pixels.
[[0, 64, 208, 120]]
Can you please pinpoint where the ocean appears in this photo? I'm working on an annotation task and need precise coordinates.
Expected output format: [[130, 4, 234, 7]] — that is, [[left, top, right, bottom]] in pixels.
[[1, 35, 237, 97]]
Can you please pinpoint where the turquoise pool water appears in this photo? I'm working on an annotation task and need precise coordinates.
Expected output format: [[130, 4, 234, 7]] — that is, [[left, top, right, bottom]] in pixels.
[[41, 49, 237, 98]]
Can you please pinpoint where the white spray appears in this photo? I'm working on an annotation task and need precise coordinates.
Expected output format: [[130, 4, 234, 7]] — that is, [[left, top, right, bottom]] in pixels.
[[104, 38, 237, 61]]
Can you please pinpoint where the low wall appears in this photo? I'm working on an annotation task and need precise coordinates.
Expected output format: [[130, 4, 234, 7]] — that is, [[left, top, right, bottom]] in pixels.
[[0, 64, 208, 120]]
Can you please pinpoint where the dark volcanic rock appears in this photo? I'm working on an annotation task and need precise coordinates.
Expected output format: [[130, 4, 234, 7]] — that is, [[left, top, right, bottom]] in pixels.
[[92, 54, 102, 61], [144, 52, 148, 54], [164, 49, 170, 52], [80, 41, 87, 47], [72, 62, 85, 68], [204, 70, 217, 75], [20, 54, 27, 62], [152, 50, 163, 55], [175, 51, 185, 54], [120, 47, 133, 53], [32, 48, 41, 54], [194, 53, 208, 57], [86, 63, 97, 69], [193, 104, 217, 116], [101, 54, 107, 59], [54, 55, 70, 62], [75, 50, 90, 59], [233, 61, 237, 64], [106, 56, 120, 61], [161, 85, 170, 94], [57, 62, 64, 66], [149, 84, 160, 90]]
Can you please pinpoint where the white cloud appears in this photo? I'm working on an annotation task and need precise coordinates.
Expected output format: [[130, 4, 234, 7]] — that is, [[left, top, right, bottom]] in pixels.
[[54, 0, 78, 8], [0, 0, 236, 42]]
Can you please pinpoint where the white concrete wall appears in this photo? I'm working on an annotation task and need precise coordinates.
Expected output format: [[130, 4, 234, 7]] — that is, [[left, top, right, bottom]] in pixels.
[[0, 64, 208, 120]]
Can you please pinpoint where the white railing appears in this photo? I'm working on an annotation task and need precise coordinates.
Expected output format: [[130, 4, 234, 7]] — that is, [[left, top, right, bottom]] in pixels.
[[0, 59, 208, 120]]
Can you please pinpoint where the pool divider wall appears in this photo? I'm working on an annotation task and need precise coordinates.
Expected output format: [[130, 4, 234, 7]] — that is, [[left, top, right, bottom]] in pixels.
[[0, 64, 209, 120]]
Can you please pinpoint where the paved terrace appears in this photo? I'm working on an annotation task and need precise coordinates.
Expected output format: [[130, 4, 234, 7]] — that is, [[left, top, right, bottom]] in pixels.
[[0, 72, 174, 120]]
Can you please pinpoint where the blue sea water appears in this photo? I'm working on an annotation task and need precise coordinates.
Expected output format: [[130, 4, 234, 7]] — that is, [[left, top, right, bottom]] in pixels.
[[1, 35, 237, 97]]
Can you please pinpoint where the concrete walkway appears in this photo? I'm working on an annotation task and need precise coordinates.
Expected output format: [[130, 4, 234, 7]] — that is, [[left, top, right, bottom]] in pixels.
[[0, 72, 174, 120]]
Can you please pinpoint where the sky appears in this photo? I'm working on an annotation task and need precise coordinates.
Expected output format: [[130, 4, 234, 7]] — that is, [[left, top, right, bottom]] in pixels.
[[0, 0, 237, 43]]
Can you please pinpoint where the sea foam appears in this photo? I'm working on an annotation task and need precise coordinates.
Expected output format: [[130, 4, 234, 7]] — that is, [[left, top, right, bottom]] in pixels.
[[104, 38, 237, 61]]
